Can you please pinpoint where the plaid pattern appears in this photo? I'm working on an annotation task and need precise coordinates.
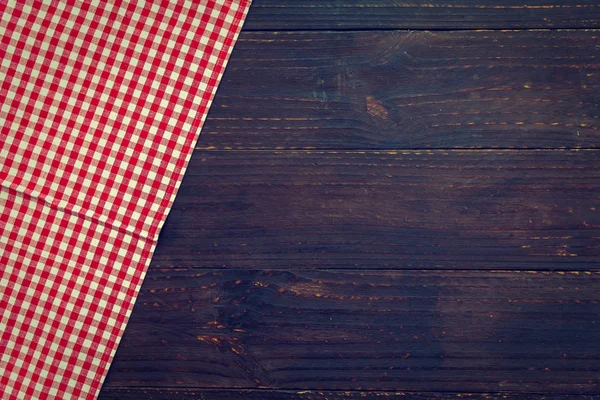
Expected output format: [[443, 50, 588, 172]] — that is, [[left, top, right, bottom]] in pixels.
[[0, 0, 250, 399]]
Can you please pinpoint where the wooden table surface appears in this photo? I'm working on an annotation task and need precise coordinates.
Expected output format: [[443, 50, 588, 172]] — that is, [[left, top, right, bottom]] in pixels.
[[99, 1, 600, 399]]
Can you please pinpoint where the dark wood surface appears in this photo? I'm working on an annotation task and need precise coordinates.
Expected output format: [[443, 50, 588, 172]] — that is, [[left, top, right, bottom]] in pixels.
[[204, 30, 600, 150], [99, 2, 600, 399], [243, 0, 600, 30], [150, 150, 600, 270], [99, 388, 600, 400], [104, 269, 599, 393]]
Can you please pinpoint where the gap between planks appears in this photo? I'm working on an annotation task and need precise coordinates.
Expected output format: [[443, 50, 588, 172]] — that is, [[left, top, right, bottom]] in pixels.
[[194, 148, 600, 152], [99, 386, 600, 395]]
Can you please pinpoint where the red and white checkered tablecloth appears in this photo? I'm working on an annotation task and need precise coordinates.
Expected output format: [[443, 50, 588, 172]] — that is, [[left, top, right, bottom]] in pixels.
[[0, 1, 250, 398]]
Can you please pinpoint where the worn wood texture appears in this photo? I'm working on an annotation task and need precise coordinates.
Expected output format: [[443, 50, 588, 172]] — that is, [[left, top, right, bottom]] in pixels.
[[98, 5, 600, 399], [243, 1, 600, 30], [99, 388, 600, 400], [103, 269, 600, 393], [202, 31, 600, 150], [150, 149, 600, 270]]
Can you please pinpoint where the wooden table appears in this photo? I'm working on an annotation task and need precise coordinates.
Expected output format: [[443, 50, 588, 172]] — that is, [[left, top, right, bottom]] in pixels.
[[99, 1, 600, 399]]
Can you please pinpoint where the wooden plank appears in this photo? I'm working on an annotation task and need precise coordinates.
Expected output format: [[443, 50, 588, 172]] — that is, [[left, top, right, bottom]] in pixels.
[[151, 149, 600, 270], [202, 30, 600, 150], [98, 388, 600, 400], [243, 1, 600, 30], [103, 269, 600, 393]]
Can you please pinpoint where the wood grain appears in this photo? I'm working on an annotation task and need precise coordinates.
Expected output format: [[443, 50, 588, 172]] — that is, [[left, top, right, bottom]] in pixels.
[[103, 268, 600, 393], [151, 149, 600, 270], [243, 0, 600, 30], [98, 388, 600, 400], [99, 6, 600, 399], [202, 30, 600, 150]]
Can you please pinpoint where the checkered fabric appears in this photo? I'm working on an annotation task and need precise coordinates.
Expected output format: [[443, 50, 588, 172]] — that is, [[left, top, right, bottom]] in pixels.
[[0, 1, 250, 399]]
